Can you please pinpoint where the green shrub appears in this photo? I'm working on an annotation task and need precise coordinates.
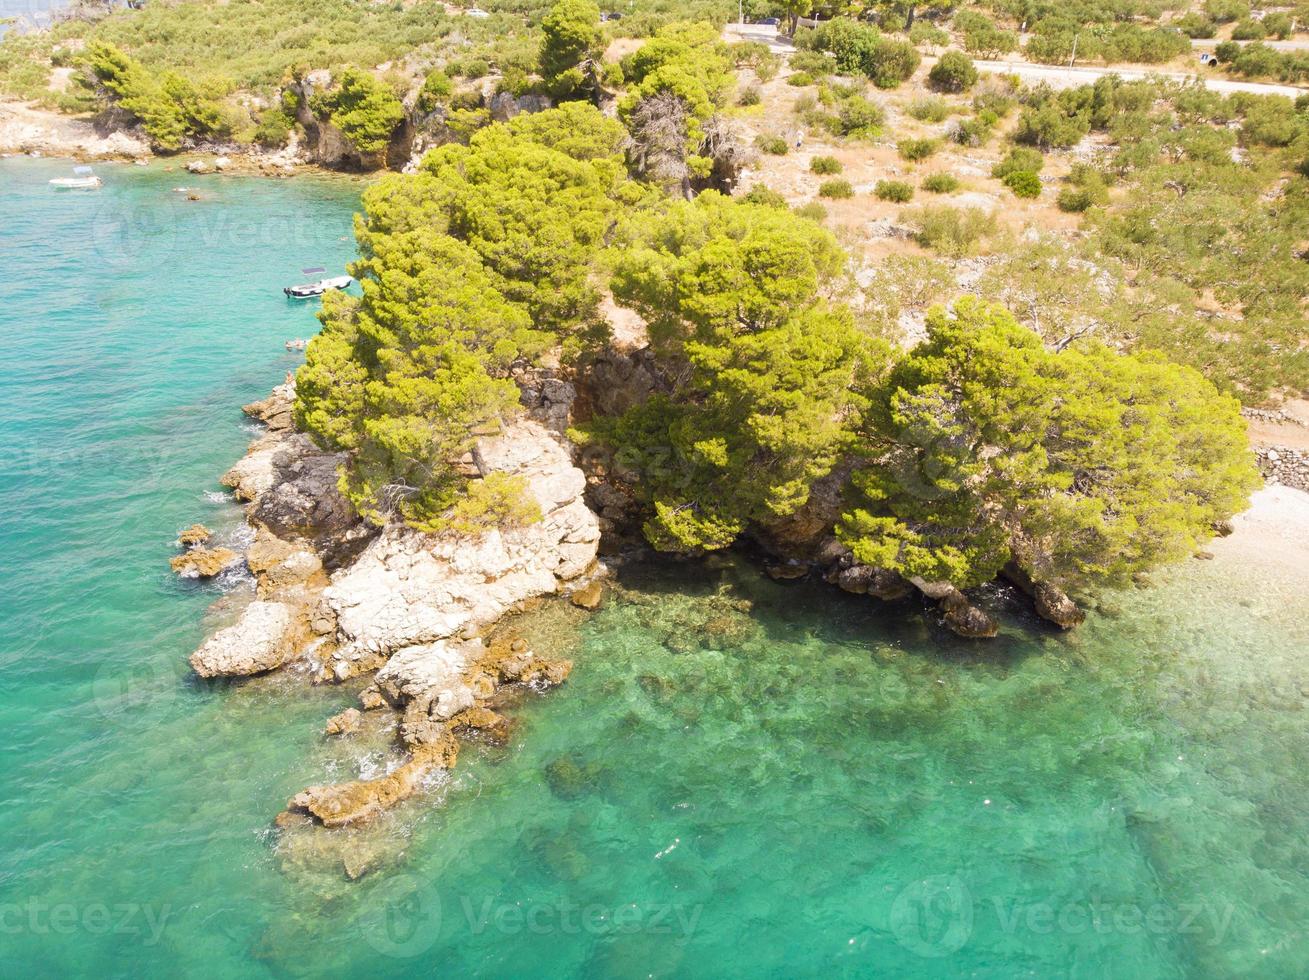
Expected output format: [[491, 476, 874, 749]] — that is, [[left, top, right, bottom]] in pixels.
[[1002, 170, 1042, 198], [875, 179, 914, 202], [794, 201, 828, 223], [909, 22, 950, 47], [907, 96, 951, 122], [756, 134, 789, 155], [992, 146, 1045, 179], [921, 172, 959, 193], [788, 71, 816, 87], [928, 51, 978, 93], [908, 204, 996, 256], [448, 58, 489, 80], [253, 107, 295, 147], [973, 88, 1016, 118], [789, 50, 835, 76], [898, 137, 939, 161], [818, 178, 855, 199], [1263, 13, 1294, 40], [1231, 19, 1266, 41], [837, 95, 886, 136], [1176, 13, 1217, 39], [1015, 102, 1091, 149], [1056, 187, 1095, 212], [811, 155, 843, 175], [743, 185, 789, 208], [1204, 0, 1250, 23], [951, 116, 992, 146], [437, 473, 542, 537], [310, 67, 405, 156], [417, 68, 453, 113], [739, 86, 761, 106]]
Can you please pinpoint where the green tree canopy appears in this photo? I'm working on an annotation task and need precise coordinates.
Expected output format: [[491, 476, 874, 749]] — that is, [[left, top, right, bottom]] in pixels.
[[837, 298, 1260, 592], [296, 104, 632, 528], [539, 0, 604, 101], [310, 67, 405, 158], [599, 194, 888, 552]]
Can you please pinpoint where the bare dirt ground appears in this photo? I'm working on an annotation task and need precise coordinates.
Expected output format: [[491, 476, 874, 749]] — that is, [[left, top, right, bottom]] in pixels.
[[1248, 399, 1309, 451], [0, 100, 147, 159]]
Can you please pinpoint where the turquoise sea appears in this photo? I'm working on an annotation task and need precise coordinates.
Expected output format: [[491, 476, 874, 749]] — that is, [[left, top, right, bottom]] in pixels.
[[2, 156, 1308, 979]]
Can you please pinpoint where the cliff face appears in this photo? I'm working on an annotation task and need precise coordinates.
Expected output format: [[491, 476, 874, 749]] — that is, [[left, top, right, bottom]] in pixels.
[[188, 382, 599, 829]]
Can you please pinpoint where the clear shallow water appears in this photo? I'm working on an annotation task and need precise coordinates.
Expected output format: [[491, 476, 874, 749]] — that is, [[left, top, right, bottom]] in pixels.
[[2, 157, 1308, 979]]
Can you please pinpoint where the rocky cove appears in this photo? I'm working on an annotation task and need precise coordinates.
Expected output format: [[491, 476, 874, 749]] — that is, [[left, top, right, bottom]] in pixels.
[[183, 355, 1098, 843]]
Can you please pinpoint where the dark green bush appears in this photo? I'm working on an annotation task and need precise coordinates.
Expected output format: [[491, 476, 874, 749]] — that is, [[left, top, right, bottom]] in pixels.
[[811, 155, 843, 174], [756, 134, 789, 155], [1002, 170, 1042, 198], [922, 172, 960, 193], [818, 178, 855, 199], [928, 51, 978, 93], [907, 96, 951, 122], [992, 146, 1044, 178], [898, 137, 939, 161], [794, 201, 829, 222], [875, 179, 914, 202]]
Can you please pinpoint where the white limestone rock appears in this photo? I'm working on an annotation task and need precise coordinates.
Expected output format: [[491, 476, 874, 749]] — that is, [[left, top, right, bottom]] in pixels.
[[190, 601, 296, 677]]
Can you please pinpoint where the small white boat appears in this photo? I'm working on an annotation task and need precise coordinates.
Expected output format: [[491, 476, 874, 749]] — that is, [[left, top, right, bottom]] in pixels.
[[50, 166, 102, 190], [283, 267, 352, 299]]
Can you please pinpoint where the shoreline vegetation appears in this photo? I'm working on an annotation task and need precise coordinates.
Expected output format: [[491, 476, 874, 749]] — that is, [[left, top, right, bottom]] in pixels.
[[7, 0, 1305, 832]]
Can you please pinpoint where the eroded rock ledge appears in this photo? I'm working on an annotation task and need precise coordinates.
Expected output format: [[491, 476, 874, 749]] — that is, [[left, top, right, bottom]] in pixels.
[[188, 382, 600, 829]]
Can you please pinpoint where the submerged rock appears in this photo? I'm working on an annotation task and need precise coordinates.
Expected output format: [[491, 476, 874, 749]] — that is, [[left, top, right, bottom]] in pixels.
[[323, 707, 361, 736], [170, 546, 238, 578], [570, 579, 604, 610], [190, 600, 299, 677], [285, 737, 458, 828]]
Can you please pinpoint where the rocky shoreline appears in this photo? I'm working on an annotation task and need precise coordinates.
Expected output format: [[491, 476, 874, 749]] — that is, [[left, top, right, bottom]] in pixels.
[[185, 382, 602, 834]]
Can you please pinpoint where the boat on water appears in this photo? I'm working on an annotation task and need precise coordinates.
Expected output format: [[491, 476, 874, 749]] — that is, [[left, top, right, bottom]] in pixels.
[[49, 166, 102, 190], [283, 267, 352, 299]]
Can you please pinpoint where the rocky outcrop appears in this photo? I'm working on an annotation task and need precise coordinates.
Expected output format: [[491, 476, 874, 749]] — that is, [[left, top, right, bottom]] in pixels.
[[939, 590, 1000, 638], [243, 389, 296, 433], [177, 524, 212, 546], [284, 635, 570, 828], [190, 600, 301, 677], [0, 101, 149, 160], [286, 737, 459, 828], [911, 576, 999, 638], [321, 419, 599, 680], [187, 375, 597, 830], [825, 559, 914, 601], [323, 707, 361, 736], [170, 546, 239, 578], [1002, 563, 1085, 630]]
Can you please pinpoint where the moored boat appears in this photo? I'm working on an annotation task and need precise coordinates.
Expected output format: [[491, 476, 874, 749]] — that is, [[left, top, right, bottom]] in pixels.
[[49, 166, 102, 190], [283, 267, 352, 299]]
